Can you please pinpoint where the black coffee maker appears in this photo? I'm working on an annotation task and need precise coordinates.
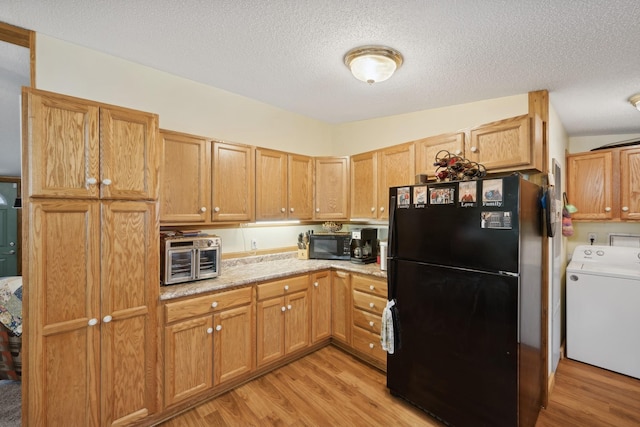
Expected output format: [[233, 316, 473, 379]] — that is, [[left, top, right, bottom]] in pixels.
[[350, 228, 377, 264]]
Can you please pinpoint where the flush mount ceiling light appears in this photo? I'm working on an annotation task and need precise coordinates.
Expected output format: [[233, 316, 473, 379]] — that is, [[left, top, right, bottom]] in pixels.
[[344, 45, 403, 84], [629, 93, 640, 111]]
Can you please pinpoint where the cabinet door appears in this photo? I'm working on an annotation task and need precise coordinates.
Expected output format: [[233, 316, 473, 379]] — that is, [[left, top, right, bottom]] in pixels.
[[378, 143, 415, 219], [256, 297, 285, 367], [100, 201, 158, 426], [164, 316, 213, 407], [256, 148, 288, 220], [23, 88, 100, 199], [620, 147, 640, 220], [212, 141, 255, 222], [415, 132, 465, 179], [331, 270, 351, 345], [350, 151, 378, 220], [100, 106, 160, 200], [567, 151, 613, 220], [314, 157, 349, 220], [467, 115, 530, 171], [288, 154, 314, 220], [213, 304, 255, 385], [310, 270, 331, 343], [26, 200, 101, 426], [285, 291, 309, 354], [160, 130, 211, 223]]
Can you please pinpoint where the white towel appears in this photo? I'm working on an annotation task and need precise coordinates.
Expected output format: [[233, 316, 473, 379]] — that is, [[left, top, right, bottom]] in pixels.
[[380, 299, 395, 354]]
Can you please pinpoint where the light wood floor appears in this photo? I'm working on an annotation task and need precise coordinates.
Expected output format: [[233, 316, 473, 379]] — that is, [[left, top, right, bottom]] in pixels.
[[159, 345, 640, 426]]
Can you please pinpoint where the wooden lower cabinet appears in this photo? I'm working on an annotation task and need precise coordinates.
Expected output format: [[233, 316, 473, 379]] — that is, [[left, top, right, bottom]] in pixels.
[[331, 270, 351, 344], [25, 200, 158, 427], [310, 270, 331, 343], [163, 286, 254, 407], [256, 275, 310, 367]]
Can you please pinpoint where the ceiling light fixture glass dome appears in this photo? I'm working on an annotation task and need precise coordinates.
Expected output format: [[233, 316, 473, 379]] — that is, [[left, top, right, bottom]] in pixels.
[[629, 93, 640, 111], [344, 45, 403, 84]]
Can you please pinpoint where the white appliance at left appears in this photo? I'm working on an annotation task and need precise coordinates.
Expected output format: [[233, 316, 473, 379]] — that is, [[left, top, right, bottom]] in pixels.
[[161, 235, 221, 285], [566, 245, 640, 379]]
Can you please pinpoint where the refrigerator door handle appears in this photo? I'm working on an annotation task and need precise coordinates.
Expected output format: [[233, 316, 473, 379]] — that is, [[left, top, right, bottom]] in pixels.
[[388, 195, 396, 258]]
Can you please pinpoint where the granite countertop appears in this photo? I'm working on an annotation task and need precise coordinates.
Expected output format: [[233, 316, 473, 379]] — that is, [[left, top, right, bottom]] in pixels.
[[160, 252, 387, 301]]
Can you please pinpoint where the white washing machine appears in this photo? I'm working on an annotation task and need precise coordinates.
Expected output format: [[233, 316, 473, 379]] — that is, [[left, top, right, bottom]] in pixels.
[[566, 245, 640, 379]]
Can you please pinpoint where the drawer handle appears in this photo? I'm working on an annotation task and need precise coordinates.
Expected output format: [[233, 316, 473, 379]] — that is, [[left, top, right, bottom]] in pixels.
[[369, 302, 375, 308], [216, 325, 222, 331], [211, 301, 218, 308], [207, 327, 213, 334], [369, 343, 375, 349], [369, 321, 375, 327], [369, 285, 375, 291], [284, 285, 289, 291]]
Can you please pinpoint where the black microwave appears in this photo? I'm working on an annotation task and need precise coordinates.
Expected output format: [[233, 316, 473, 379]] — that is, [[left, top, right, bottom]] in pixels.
[[309, 232, 351, 260]]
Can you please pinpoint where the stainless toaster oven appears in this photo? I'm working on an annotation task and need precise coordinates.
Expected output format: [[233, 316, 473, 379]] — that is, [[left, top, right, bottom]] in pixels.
[[161, 235, 221, 285]]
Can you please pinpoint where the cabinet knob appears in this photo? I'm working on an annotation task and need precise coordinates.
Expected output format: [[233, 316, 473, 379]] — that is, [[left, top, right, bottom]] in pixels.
[[470, 146, 478, 153], [281, 306, 286, 312], [605, 207, 612, 212], [316, 208, 320, 213], [622, 206, 629, 212], [102, 178, 112, 186], [284, 285, 289, 291], [369, 285, 375, 290], [102, 315, 112, 323], [211, 301, 218, 308], [207, 327, 213, 334], [369, 302, 375, 308], [287, 304, 292, 310], [455, 149, 462, 155], [369, 321, 375, 327], [369, 343, 375, 349], [379, 207, 385, 212], [290, 207, 295, 213], [281, 207, 286, 213], [371, 207, 375, 212], [88, 318, 99, 326], [87, 177, 98, 185], [215, 325, 222, 331], [314, 282, 319, 287], [214, 207, 220, 212], [200, 207, 207, 213]]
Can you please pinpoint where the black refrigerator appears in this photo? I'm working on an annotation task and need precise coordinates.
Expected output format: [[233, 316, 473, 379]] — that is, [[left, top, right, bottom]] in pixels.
[[386, 174, 543, 427]]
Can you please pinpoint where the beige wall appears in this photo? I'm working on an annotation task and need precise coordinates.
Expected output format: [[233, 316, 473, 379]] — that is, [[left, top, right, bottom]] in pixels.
[[332, 94, 528, 155], [35, 34, 333, 156]]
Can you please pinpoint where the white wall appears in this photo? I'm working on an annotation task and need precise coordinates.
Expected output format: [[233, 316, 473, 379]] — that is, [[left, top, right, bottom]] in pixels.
[[35, 35, 333, 156], [333, 94, 528, 155]]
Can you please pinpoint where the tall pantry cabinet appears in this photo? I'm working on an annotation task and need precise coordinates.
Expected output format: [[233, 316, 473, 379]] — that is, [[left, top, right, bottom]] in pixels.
[[21, 88, 160, 427]]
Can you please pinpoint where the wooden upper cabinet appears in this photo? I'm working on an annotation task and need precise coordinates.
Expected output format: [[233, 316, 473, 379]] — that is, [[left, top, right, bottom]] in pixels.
[[377, 143, 415, 219], [212, 141, 255, 222], [288, 154, 314, 220], [619, 147, 640, 220], [23, 88, 159, 200], [415, 132, 465, 179], [159, 130, 211, 223], [567, 151, 613, 220], [350, 151, 378, 220], [467, 115, 531, 172], [314, 157, 349, 220], [256, 148, 288, 220]]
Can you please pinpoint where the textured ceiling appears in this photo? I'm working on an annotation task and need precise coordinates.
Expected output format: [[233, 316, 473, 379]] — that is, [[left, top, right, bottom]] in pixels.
[[2, 0, 640, 139]]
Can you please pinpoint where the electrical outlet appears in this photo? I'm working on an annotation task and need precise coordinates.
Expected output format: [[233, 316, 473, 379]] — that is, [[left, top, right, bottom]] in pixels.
[[251, 238, 258, 250], [588, 233, 597, 244]]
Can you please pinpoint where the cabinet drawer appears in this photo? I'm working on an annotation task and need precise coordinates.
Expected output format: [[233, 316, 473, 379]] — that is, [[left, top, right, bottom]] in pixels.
[[352, 290, 386, 316], [352, 326, 386, 364], [165, 286, 252, 323], [352, 308, 382, 334], [351, 274, 387, 298], [257, 275, 309, 300]]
